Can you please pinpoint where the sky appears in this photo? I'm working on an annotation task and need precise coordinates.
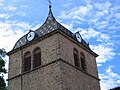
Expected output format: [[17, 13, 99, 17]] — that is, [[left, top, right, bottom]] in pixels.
[[0, 0, 120, 90]]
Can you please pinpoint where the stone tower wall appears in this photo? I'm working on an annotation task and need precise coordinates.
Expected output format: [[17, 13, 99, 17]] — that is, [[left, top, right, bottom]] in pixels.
[[9, 50, 22, 79], [58, 33, 99, 78], [8, 31, 100, 90], [8, 33, 61, 90], [8, 33, 60, 78], [59, 60, 100, 90]]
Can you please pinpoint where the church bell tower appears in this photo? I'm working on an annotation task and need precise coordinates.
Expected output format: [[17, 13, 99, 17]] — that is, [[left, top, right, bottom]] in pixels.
[[8, 5, 101, 90]]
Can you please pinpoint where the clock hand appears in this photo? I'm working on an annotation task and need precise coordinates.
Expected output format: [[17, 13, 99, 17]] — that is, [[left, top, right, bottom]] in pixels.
[[28, 33, 31, 38], [30, 33, 31, 37]]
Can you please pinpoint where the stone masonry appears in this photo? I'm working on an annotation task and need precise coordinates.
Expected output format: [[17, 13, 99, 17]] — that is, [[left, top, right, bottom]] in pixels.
[[8, 31, 101, 90]]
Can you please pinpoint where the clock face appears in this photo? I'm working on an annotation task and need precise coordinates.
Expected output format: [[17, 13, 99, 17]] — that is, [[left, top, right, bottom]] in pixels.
[[27, 31, 35, 41], [76, 32, 82, 42]]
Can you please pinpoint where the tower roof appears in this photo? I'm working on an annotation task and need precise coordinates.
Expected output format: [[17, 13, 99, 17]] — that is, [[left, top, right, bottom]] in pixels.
[[13, 5, 73, 50], [9, 5, 95, 56]]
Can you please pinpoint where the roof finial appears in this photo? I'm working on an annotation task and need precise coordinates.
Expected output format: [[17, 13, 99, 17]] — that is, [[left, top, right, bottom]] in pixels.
[[47, 0, 54, 17]]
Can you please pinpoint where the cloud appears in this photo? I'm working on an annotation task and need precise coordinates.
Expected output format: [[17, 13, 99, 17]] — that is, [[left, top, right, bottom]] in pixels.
[[59, 4, 93, 21], [99, 65, 120, 90], [60, 1, 119, 34], [0, 21, 32, 52], [15, 12, 26, 16], [3, 6, 17, 11], [63, 2, 72, 7], [94, 1, 111, 11], [0, 13, 9, 18], [78, 28, 100, 39], [91, 44, 116, 64], [59, 1, 112, 20], [77, 28, 111, 43], [0, 0, 5, 3], [61, 23, 74, 31], [115, 13, 120, 19]]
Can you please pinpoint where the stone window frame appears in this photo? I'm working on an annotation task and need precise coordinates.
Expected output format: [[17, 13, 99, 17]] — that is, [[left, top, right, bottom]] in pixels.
[[73, 48, 80, 68], [23, 51, 31, 72], [80, 52, 87, 71], [73, 48, 87, 71], [23, 47, 41, 72], [33, 47, 41, 68]]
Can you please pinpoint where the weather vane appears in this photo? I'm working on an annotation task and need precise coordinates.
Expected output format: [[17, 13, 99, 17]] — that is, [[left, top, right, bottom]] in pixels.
[[47, 0, 52, 6]]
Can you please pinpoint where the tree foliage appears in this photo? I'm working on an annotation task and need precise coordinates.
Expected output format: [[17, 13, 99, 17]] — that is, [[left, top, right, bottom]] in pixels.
[[0, 49, 7, 90], [0, 76, 6, 90]]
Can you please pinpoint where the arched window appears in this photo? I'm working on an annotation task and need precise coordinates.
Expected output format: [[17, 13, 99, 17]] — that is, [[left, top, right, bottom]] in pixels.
[[23, 52, 31, 72], [80, 52, 86, 71], [73, 48, 80, 67], [33, 47, 41, 68]]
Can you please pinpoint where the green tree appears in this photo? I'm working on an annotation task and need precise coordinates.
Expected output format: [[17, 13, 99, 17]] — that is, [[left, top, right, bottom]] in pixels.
[[0, 49, 7, 90]]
